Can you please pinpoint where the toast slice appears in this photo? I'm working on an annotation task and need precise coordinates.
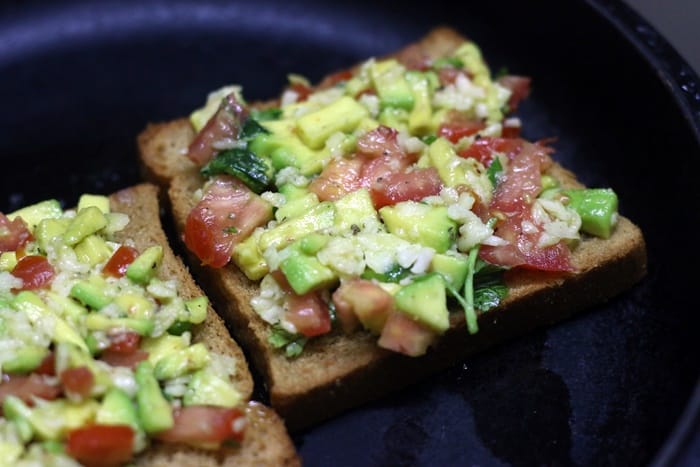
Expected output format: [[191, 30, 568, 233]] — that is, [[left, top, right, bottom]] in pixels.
[[137, 26, 647, 431]]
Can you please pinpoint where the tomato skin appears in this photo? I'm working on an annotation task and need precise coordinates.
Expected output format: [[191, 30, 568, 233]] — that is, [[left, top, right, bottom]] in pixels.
[[356, 125, 403, 159], [308, 157, 363, 202], [60, 366, 94, 399], [272, 271, 332, 338], [66, 424, 135, 467], [157, 406, 246, 445], [288, 82, 312, 102], [184, 176, 272, 268], [100, 349, 149, 369], [103, 245, 139, 277], [11, 255, 55, 290], [34, 352, 56, 376], [187, 93, 248, 166], [438, 120, 486, 143], [497, 75, 531, 111], [369, 167, 443, 209], [0, 373, 60, 407], [458, 137, 524, 166], [0, 214, 32, 252], [377, 311, 436, 357], [332, 279, 394, 334]]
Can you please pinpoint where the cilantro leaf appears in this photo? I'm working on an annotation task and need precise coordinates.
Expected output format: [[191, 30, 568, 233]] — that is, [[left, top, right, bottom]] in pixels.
[[201, 147, 271, 193], [268, 325, 307, 358], [361, 264, 411, 283], [250, 107, 283, 121], [487, 156, 504, 188]]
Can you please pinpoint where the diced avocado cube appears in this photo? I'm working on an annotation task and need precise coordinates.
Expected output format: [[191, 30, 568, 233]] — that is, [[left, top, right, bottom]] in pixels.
[[1, 345, 48, 374], [74, 234, 112, 266], [7, 199, 63, 234], [405, 71, 433, 136], [29, 399, 100, 440], [280, 250, 337, 295], [3, 396, 34, 442], [258, 201, 335, 252], [70, 280, 111, 310], [254, 120, 325, 176], [564, 188, 619, 239], [0, 252, 17, 272], [183, 296, 208, 324], [141, 334, 189, 367], [63, 206, 108, 246], [430, 253, 469, 290], [183, 369, 242, 408], [278, 183, 309, 201], [298, 233, 330, 255], [380, 202, 456, 253], [96, 387, 141, 431], [35, 218, 70, 252], [275, 192, 320, 222], [296, 96, 370, 149], [428, 137, 470, 187], [77, 194, 110, 214], [126, 245, 163, 284], [395, 274, 450, 333], [84, 314, 154, 336], [333, 188, 380, 233], [453, 42, 491, 87], [370, 59, 415, 110], [114, 293, 155, 319], [153, 343, 210, 380], [378, 107, 409, 133], [135, 361, 174, 434], [232, 229, 269, 281]]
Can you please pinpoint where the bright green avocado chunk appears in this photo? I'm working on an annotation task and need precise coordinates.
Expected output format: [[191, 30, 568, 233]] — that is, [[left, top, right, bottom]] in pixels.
[[379, 201, 457, 253], [135, 361, 174, 434], [183, 368, 242, 408], [370, 59, 415, 110], [1, 346, 48, 374], [252, 120, 325, 176], [430, 253, 469, 290], [63, 206, 108, 246], [77, 194, 110, 214], [296, 96, 369, 149], [96, 387, 141, 431], [405, 71, 433, 135], [70, 280, 111, 310], [394, 274, 450, 333], [126, 245, 163, 284], [7, 199, 63, 234], [258, 201, 335, 252], [153, 342, 210, 380], [333, 188, 381, 233], [280, 244, 337, 295], [564, 188, 618, 238]]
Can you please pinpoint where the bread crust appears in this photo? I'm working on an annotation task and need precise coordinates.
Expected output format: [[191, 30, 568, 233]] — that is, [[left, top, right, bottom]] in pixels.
[[137, 26, 647, 431], [109, 184, 300, 466]]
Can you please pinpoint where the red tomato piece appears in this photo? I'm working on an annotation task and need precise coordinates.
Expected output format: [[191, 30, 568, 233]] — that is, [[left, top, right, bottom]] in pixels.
[[187, 93, 249, 166], [377, 311, 436, 357], [272, 271, 332, 338], [356, 125, 403, 159], [0, 373, 60, 406], [102, 245, 139, 277], [66, 424, 135, 467], [438, 120, 486, 143], [99, 349, 149, 369], [157, 406, 246, 445], [107, 332, 141, 354], [11, 255, 55, 290], [369, 167, 443, 209], [497, 75, 531, 111], [60, 366, 94, 398], [0, 214, 32, 253], [457, 136, 524, 166], [320, 69, 354, 88], [288, 82, 312, 102], [184, 175, 272, 268], [332, 279, 394, 334], [307, 157, 363, 202], [34, 352, 56, 376]]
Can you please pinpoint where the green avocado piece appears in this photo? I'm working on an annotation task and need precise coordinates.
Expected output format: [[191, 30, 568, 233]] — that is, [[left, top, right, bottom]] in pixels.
[[84, 313, 155, 336], [27, 398, 100, 440], [3, 395, 34, 443], [405, 71, 433, 136], [114, 293, 155, 319], [258, 201, 335, 252], [232, 229, 268, 281], [333, 188, 380, 233], [564, 188, 619, 238], [63, 206, 108, 246], [280, 245, 338, 295], [183, 296, 208, 324], [96, 387, 141, 432], [1, 345, 48, 374], [430, 253, 469, 290], [141, 334, 189, 367], [77, 194, 110, 214], [183, 368, 242, 408], [370, 59, 415, 110], [74, 234, 113, 266], [7, 199, 63, 234], [0, 251, 17, 271], [153, 343, 210, 380], [275, 192, 320, 222], [252, 120, 325, 176], [394, 274, 450, 333], [379, 201, 457, 253], [35, 217, 70, 252], [135, 361, 174, 434], [70, 280, 111, 310], [126, 245, 163, 284], [296, 96, 370, 149]]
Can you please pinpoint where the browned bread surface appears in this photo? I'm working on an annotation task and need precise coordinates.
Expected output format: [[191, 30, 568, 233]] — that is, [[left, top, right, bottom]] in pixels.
[[136, 26, 648, 431], [108, 184, 300, 466]]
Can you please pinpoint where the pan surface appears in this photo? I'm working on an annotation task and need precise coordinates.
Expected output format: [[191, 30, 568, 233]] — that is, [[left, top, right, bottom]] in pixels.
[[1, 0, 698, 465]]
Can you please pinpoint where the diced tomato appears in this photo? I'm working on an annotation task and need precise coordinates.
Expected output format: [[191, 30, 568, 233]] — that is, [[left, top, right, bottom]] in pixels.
[[99, 349, 149, 369], [497, 75, 531, 112], [308, 157, 363, 202], [369, 167, 443, 209], [187, 92, 249, 166], [288, 82, 313, 102], [0, 373, 60, 407], [377, 311, 437, 357], [11, 255, 55, 290], [479, 141, 573, 271], [60, 366, 94, 399], [34, 352, 56, 376], [438, 120, 486, 144], [102, 245, 139, 277], [356, 125, 403, 159], [106, 332, 141, 354], [66, 424, 135, 467], [320, 69, 354, 88], [184, 175, 272, 268], [0, 214, 32, 253], [272, 271, 332, 338], [501, 121, 521, 139], [157, 406, 246, 445], [457, 136, 524, 166], [332, 279, 394, 334]]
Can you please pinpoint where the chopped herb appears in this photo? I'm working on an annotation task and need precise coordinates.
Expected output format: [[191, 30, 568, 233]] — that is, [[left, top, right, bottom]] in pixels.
[[361, 264, 411, 283], [268, 324, 307, 358], [421, 135, 438, 145], [463, 247, 480, 334], [250, 107, 283, 121], [433, 57, 465, 69], [487, 156, 504, 188], [223, 226, 239, 234], [240, 117, 269, 140], [494, 66, 509, 79], [201, 148, 271, 193]]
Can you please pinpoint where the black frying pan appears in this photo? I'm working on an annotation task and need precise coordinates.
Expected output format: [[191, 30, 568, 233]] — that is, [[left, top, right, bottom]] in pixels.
[[1, 0, 698, 465]]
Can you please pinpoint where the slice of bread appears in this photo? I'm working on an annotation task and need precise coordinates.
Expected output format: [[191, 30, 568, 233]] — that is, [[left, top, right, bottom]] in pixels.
[[137, 26, 647, 431], [109, 184, 300, 466]]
